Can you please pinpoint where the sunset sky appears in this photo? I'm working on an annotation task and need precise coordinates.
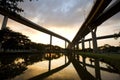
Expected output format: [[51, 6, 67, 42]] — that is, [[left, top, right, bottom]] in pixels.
[[0, 0, 120, 48]]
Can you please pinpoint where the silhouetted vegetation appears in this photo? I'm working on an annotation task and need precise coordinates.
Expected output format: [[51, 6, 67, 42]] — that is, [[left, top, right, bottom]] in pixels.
[[0, 27, 63, 52], [80, 44, 120, 54], [0, 52, 63, 80], [0, 0, 36, 14], [98, 44, 120, 54], [0, 27, 31, 50], [0, 0, 24, 14]]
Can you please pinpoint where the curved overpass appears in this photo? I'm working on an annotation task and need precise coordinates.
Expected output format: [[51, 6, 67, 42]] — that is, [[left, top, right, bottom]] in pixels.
[[0, 7, 70, 43], [70, 0, 120, 48], [0, 1, 119, 50]]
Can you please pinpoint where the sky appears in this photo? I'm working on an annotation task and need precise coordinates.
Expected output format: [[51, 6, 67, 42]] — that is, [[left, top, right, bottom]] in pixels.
[[0, 0, 120, 48]]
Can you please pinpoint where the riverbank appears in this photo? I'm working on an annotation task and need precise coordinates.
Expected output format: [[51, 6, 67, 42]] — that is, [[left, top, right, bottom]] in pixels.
[[77, 52, 120, 74]]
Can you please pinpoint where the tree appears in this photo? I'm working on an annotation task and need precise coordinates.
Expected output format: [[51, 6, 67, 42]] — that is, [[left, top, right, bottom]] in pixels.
[[0, 0, 24, 29], [0, 27, 31, 50], [0, 0, 35, 29], [0, 27, 47, 51], [0, 0, 35, 13], [0, 0, 24, 13]]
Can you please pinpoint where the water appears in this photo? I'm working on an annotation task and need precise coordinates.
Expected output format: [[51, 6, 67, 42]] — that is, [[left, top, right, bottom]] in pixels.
[[0, 53, 120, 80], [80, 57, 120, 80]]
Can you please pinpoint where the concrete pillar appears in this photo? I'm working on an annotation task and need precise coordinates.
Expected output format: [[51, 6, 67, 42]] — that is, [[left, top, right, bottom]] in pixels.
[[49, 35, 52, 71], [82, 56, 86, 69], [50, 35, 52, 49], [92, 29, 98, 53], [73, 44, 76, 50], [81, 38, 85, 51], [95, 59, 101, 80], [77, 43, 79, 50], [48, 58, 51, 71], [65, 41, 67, 64], [76, 43, 79, 60], [65, 41, 67, 49], [72, 45, 75, 59], [1, 16, 8, 29], [88, 27, 98, 53]]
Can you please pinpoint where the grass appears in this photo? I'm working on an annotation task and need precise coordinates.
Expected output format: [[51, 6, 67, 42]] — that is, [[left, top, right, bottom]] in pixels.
[[77, 52, 120, 73]]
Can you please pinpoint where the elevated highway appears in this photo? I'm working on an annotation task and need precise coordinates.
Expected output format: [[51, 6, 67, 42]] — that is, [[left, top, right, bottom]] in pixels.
[[70, 0, 120, 49], [0, 7, 70, 43], [0, 0, 119, 51]]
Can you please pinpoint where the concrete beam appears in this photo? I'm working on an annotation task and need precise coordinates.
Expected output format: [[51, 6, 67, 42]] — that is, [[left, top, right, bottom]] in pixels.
[[49, 35, 52, 71], [79, 34, 120, 43], [81, 38, 85, 51], [95, 59, 101, 80], [77, 44, 79, 50], [92, 0, 120, 27], [91, 28, 98, 53], [65, 41, 67, 49], [50, 35, 52, 49], [1, 16, 8, 29]]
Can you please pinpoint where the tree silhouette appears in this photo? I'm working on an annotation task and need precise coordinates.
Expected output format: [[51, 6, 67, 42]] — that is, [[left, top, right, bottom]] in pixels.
[[0, 0, 37, 29], [0, 0, 24, 14], [0, 0, 35, 13], [0, 27, 31, 50], [0, 27, 48, 51]]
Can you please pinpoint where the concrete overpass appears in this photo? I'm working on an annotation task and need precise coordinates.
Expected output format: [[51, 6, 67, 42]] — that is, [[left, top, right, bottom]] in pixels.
[[70, 0, 120, 53], [0, 0, 119, 51], [0, 7, 70, 48]]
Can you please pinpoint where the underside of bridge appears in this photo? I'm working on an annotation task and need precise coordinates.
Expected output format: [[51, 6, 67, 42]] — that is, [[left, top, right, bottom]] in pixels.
[[69, 0, 120, 53]]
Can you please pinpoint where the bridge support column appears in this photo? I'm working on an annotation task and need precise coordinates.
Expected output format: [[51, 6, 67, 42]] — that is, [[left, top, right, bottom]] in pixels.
[[81, 38, 85, 51], [49, 35, 52, 71], [76, 43, 79, 60], [65, 41, 67, 49], [95, 59, 101, 80], [89, 27, 98, 53], [1, 16, 8, 30], [77, 43, 79, 50], [50, 35, 52, 49], [73, 45, 76, 58], [65, 41, 67, 64], [82, 56, 86, 69]]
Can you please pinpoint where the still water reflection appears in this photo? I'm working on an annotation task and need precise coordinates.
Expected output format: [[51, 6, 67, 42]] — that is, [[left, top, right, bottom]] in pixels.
[[0, 53, 120, 80]]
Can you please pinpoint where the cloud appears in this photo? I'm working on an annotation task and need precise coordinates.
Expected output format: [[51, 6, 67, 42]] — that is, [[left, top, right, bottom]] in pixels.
[[19, 0, 93, 28]]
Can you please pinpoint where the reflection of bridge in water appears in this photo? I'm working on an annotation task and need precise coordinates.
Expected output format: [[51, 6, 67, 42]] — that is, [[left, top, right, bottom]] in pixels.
[[0, 0, 120, 80], [0, 53, 118, 80]]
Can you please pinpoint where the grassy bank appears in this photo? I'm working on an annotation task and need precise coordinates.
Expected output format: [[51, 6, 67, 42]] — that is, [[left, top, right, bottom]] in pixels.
[[77, 52, 120, 73]]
